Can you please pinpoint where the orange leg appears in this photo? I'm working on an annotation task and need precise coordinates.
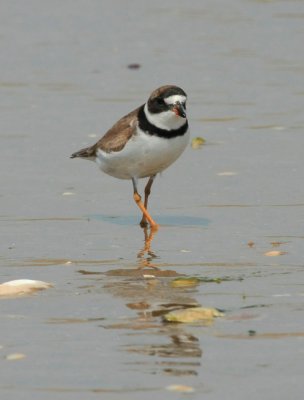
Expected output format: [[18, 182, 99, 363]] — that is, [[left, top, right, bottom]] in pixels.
[[132, 177, 158, 230], [139, 175, 155, 228]]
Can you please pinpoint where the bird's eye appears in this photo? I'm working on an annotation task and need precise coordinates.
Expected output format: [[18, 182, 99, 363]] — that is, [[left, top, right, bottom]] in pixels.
[[156, 98, 164, 105]]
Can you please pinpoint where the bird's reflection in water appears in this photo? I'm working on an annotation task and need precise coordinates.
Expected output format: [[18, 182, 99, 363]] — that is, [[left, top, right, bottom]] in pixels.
[[101, 228, 206, 378], [137, 226, 158, 269]]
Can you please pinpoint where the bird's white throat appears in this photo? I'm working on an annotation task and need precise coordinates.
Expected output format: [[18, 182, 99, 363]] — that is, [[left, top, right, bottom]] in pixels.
[[144, 103, 186, 131]]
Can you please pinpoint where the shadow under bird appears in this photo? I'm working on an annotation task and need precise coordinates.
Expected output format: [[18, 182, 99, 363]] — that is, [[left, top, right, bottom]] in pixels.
[[71, 85, 189, 230]]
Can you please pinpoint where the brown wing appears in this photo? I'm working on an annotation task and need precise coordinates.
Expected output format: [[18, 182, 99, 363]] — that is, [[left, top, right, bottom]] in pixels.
[[70, 106, 141, 159], [94, 106, 141, 153]]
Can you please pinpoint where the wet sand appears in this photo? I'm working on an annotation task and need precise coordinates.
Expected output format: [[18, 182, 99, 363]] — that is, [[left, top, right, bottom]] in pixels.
[[1, 1, 304, 399]]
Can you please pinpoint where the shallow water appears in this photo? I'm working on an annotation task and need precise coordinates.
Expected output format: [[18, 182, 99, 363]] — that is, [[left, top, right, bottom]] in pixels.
[[1, 0, 304, 399]]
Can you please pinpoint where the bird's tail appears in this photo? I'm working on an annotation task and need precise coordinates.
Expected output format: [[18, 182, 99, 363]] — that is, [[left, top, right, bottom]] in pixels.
[[70, 146, 95, 159]]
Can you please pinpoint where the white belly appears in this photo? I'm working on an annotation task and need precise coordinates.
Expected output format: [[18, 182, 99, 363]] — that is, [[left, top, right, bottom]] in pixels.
[[95, 128, 189, 179]]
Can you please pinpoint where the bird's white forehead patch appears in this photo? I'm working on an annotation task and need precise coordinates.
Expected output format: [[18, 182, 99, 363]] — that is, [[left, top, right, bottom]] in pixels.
[[164, 95, 186, 105]]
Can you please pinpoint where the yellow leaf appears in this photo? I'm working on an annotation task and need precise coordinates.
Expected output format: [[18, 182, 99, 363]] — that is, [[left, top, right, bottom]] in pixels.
[[163, 307, 224, 323], [170, 278, 200, 288], [191, 137, 206, 149]]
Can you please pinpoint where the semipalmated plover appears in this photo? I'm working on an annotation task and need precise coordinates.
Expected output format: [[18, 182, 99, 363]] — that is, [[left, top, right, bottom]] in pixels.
[[71, 85, 189, 229]]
